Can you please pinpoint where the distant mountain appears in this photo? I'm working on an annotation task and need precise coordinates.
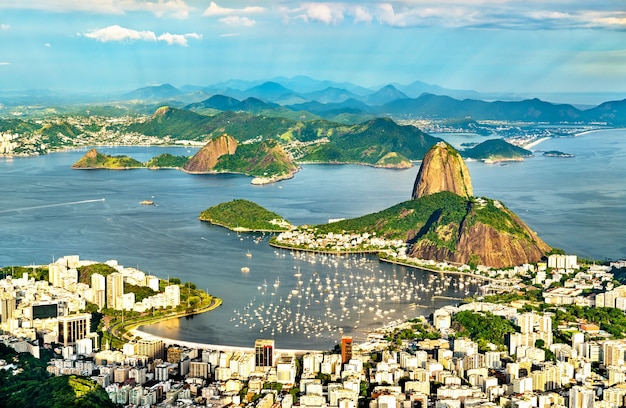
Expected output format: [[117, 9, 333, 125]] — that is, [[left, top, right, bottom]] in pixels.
[[270, 75, 372, 95], [363, 85, 409, 106], [583, 98, 626, 125], [287, 98, 372, 116], [301, 87, 361, 103], [243, 81, 305, 104], [300, 117, 442, 166], [392, 80, 482, 99], [462, 139, 532, 161], [184, 95, 279, 113], [382, 93, 584, 122], [185, 94, 241, 111], [122, 84, 183, 101]]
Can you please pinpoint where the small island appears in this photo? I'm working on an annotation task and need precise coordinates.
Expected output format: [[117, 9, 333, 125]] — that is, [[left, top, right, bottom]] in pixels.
[[462, 138, 532, 162], [543, 150, 575, 158], [72, 148, 190, 170], [199, 199, 292, 232]]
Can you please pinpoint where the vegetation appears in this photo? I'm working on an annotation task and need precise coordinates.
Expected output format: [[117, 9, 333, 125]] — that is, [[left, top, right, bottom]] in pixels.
[[0, 344, 115, 408], [452, 310, 516, 351], [462, 138, 532, 161], [71, 148, 143, 169], [200, 199, 291, 232], [77, 263, 118, 285], [212, 139, 298, 177], [312, 191, 468, 241], [0, 265, 48, 281], [301, 117, 441, 165], [145, 153, 189, 168]]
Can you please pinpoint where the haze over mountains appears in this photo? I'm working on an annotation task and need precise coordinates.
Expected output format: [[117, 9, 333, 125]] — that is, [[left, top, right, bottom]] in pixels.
[[119, 77, 626, 126], [2, 76, 625, 125]]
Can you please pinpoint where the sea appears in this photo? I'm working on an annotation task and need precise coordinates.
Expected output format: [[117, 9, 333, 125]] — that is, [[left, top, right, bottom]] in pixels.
[[1, 128, 625, 350]]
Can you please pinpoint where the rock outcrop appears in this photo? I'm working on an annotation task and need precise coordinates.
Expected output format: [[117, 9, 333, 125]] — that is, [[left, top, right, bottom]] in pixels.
[[183, 134, 237, 173], [405, 141, 550, 268], [408, 196, 551, 269], [411, 141, 473, 199]]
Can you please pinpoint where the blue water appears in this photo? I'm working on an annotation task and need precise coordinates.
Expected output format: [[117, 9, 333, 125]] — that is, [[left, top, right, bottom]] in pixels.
[[1, 128, 625, 349]]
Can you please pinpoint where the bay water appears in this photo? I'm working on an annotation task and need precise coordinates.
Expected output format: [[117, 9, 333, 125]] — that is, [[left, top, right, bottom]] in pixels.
[[0, 128, 624, 349]]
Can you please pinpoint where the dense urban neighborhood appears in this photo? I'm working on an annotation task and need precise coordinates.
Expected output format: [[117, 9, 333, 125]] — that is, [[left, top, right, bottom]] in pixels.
[[3, 253, 626, 407]]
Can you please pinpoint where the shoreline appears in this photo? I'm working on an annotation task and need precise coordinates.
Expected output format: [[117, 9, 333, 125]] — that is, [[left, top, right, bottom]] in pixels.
[[129, 327, 324, 355], [522, 136, 550, 150]]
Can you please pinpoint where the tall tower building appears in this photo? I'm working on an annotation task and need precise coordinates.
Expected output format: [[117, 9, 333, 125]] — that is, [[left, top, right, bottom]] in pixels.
[[91, 273, 106, 310], [341, 336, 353, 364], [106, 272, 123, 310], [0, 293, 16, 324], [255, 339, 275, 371]]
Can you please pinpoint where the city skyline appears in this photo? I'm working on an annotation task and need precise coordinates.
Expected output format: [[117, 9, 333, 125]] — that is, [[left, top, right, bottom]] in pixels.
[[0, 0, 624, 98]]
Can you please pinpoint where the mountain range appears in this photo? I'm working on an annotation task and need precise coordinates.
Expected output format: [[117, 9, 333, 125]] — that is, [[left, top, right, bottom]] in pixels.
[[118, 78, 626, 125]]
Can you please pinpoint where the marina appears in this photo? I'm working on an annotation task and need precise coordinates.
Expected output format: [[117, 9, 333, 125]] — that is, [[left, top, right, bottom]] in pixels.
[[228, 248, 482, 344]]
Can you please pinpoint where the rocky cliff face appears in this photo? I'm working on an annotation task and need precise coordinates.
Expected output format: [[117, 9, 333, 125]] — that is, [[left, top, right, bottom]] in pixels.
[[408, 198, 551, 268], [411, 141, 473, 199], [183, 134, 237, 173]]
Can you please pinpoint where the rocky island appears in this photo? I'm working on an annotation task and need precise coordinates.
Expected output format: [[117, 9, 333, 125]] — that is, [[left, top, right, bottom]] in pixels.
[[199, 199, 292, 232], [183, 134, 299, 184]]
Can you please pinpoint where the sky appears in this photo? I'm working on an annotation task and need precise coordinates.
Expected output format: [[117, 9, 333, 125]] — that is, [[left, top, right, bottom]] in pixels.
[[0, 0, 625, 98]]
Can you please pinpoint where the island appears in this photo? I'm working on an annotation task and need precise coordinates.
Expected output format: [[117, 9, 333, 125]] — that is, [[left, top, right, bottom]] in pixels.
[[199, 199, 292, 232], [71, 148, 190, 170], [543, 150, 575, 158], [462, 138, 533, 162]]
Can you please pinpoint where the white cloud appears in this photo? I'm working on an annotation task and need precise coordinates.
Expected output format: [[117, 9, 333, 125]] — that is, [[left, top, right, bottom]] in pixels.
[[372, 2, 626, 30], [299, 2, 345, 24], [218, 16, 256, 27], [203, 1, 264, 17], [157, 32, 202, 46], [45, 43, 52, 47], [219, 33, 241, 38], [84, 25, 158, 43], [83, 25, 200, 45], [351, 5, 373, 23], [0, 62, 10, 65], [1, 24, 10, 30]]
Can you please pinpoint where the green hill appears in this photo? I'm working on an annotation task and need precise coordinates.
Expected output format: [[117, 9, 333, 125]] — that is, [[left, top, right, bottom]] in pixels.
[[71, 148, 144, 169], [212, 139, 298, 178], [300, 117, 441, 165], [200, 199, 292, 231], [462, 138, 532, 161], [0, 344, 115, 408], [145, 153, 190, 168]]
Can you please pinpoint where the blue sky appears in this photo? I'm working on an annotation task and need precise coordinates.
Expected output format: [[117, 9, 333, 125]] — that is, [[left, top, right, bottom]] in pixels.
[[0, 0, 625, 98]]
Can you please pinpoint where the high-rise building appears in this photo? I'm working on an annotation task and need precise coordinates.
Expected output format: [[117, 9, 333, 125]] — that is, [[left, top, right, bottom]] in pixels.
[[91, 273, 106, 310], [57, 313, 91, 347], [341, 336, 353, 364], [569, 385, 595, 408], [0, 293, 16, 324], [106, 272, 123, 310], [136, 339, 164, 361], [255, 339, 274, 371]]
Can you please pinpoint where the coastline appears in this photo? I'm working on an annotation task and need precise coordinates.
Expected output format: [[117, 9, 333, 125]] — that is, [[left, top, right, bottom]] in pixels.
[[522, 136, 550, 150]]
